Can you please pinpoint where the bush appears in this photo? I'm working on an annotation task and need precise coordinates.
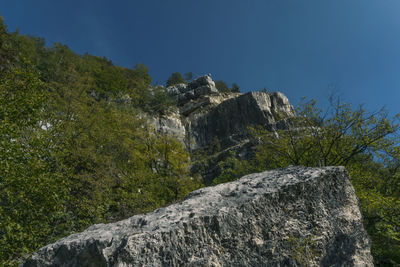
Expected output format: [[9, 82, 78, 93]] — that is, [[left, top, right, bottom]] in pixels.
[[166, 72, 186, 87]]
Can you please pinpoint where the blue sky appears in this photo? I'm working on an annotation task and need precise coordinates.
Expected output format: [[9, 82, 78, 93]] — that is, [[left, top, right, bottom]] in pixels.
[[1, 0, 400, 115]]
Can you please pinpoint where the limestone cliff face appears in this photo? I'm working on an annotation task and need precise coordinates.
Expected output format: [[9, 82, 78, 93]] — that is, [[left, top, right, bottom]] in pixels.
[[151, 75, 296, 183], [24, 166, 373, 266], [186, 91, 294, 151], [158, 75, 295, 152]]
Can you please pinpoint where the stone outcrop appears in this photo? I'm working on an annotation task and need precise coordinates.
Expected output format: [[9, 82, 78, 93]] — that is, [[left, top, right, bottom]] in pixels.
[[152, 111, 186, 143], [24, 166, 373, 266], [166, 75, 219, 105], [160, 75, 295, 152], [186, 91, 294, 150], [153, 75, 296, 183]]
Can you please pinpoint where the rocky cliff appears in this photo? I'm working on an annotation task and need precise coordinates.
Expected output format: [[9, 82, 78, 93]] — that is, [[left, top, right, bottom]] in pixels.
[[24, 166, 373, 266], [152, 75, 296, 183], [159, 75, 295, 151]]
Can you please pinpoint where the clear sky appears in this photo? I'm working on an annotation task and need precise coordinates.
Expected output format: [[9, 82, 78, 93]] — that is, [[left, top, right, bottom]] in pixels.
[[1, 0, 400, 115]]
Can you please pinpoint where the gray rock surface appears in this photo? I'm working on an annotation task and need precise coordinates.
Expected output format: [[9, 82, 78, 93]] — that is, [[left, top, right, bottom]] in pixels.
[[166, 75, 219, 105], [160, 75, 297, 183], [186, 91, 295, 151], [24, 166, 373, 267], [153, 111, 186, 143], [163, 75, 295, 151]]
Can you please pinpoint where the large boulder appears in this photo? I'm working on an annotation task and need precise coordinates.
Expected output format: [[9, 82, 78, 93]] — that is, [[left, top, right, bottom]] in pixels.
[[24, 166, 373, 266]]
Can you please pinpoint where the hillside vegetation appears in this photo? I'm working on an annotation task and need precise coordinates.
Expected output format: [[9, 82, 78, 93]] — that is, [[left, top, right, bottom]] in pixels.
[[0, 16, 399, 266], [0, 17, 202, 265]]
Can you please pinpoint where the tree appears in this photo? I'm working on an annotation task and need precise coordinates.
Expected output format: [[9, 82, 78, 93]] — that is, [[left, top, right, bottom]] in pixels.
[[184, 72, 193, 82], [349, 154, 400, 265], [215, 80, 230, 92], [231, 83, 240, 93], [166, 72, 186, 87], [0, 16, 203, 265], [0, 16, 18, 73], [147, 86, 175, 115], [215, 81, 240, 93], [131, 63, 152, 86], [252, 97, 398, 169], [0, 64, 70, 265]]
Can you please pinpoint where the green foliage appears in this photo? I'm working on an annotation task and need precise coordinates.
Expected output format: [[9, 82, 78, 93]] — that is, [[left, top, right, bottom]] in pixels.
[[2, 14, 400, 266], [146, 86, 175, 115], [166, 72, 186, 87], [0, 16, 15, 72], [10, 34, 154, 107], [231, 82, 240, 93], [349, 156, 400, 265], [38, 43, 82, 84], [0, 20, 202, 265], [251, 97, 398, 168], [215, 80, 230, 92], [129, 63, 152, 87], [48, 89, 200, 224], [0, 64, 69, 265], [184, 72, 193, 82], [11, 34, 46, 68], [42, 61, 201, 228], [215, 80, 240, 93], [212, 151, 251, 185]]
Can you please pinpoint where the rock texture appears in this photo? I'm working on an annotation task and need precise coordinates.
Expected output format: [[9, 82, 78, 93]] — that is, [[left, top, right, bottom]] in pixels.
[[152, 75, 296, 183], [166, 75, 219, 105], [24, 166, 373, 267], [186, 91, 294, 150], [159, 75, 295, 152]]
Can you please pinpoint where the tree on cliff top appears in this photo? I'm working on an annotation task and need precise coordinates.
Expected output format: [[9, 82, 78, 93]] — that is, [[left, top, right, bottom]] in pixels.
[[231, 83, 240, 93], [184, 72, 193, 82], [215, 80, 240, 93], [166, 72, 186, 87], [215, 80, 230, 92], [251, 97, 398, 169]]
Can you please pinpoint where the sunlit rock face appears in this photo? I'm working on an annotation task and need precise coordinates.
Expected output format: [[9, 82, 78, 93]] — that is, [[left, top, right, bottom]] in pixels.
[[24, 166, 373, 267], [162, 75, 295, 151], [186, 91, 295, 151], [152, 75, 297, 183], [166, 75, 219, 105]]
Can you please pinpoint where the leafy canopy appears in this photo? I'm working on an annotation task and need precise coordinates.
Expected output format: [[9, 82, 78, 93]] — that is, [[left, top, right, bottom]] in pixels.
[[166, 72, 186, 87], [0, 19, 201, 266]]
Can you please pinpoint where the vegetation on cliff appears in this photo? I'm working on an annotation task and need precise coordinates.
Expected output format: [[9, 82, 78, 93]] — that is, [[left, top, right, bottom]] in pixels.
[[0, 15, 399, 266], [0, 17, 201, 265]]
